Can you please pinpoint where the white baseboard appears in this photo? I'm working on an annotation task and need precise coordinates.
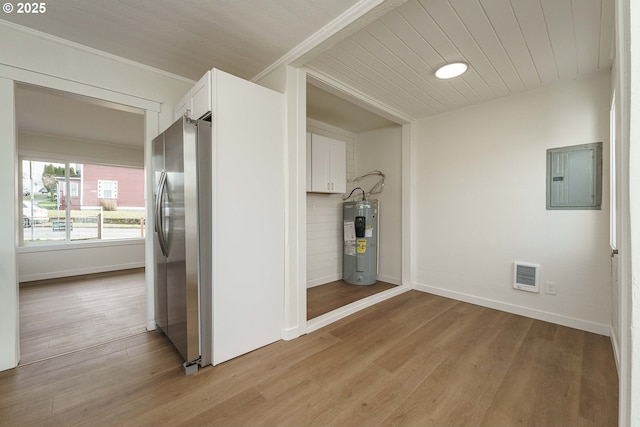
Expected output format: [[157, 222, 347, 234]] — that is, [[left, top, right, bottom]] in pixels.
[[307, 273, 342, 288], [307, 273, 401, 288], [281, 325, 304, 341], [377, 274, 401, 285], [306, 285, 411, 334], [413, 282, 611, 336], [19, 262, 145, 283]]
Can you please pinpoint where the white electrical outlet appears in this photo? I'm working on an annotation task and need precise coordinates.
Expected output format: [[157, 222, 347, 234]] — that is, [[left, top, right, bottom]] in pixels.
[[545, 281, 556, 295]]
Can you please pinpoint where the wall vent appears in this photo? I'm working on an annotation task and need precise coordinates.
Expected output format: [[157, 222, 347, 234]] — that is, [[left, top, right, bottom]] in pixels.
[[513, 262, 540, 293]]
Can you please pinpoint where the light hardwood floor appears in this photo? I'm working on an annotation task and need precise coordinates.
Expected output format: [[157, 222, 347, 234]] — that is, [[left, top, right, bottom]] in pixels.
[[307, 280, 397, 319], [19, 269, 146, 365], [1, 290, 617, 426]]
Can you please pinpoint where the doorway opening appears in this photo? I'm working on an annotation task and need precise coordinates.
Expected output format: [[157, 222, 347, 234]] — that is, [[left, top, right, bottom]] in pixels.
[[305, 81, 404, 321], [15, 85, 147, 365]]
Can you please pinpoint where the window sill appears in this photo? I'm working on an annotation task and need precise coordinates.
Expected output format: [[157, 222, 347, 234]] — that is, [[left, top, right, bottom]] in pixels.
[[18, 238, 145, 254]]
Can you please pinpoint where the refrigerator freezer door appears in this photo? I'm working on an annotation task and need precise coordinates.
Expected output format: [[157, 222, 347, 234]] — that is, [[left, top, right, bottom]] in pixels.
[[164, 118, 188, 361], [152, 132, 168, 336]]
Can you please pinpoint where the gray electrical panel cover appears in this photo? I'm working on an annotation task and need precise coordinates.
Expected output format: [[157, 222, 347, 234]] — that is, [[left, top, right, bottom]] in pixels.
[[546, 142, 602, 210]]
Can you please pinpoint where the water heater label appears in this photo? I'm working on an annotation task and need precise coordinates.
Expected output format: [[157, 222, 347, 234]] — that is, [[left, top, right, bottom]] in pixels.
[[365, 226, 373, 238], [344, 221, 356, 242], [345, 245, 356, 256], [357, 239, 367, 253]]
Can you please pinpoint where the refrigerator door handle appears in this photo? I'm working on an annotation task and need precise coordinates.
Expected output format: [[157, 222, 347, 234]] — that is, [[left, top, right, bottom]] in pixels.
[[155, 170, 169, 257]]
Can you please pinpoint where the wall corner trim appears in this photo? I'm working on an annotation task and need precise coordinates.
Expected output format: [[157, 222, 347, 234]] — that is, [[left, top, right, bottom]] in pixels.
[[281, 326, 304, 341], [610, 325, 622, 378]]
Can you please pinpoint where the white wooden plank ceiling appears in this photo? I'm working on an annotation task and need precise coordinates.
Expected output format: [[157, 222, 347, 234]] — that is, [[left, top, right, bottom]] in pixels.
[[2, 0, 615, 128], [0, 0, 359, 81], [305, 0, 615, 122]]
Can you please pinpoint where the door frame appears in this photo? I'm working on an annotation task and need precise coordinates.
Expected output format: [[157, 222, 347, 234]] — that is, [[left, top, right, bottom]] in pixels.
[[0, 63, 160, 370]]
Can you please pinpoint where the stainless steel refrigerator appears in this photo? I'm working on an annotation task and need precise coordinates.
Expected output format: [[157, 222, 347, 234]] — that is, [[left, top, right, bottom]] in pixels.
[[152, 116, 212, 374]]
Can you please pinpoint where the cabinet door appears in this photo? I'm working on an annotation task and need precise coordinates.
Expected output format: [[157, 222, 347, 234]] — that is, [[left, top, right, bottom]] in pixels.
[[311, 135, 331, 192], [329, 139, 346, 193], [190, 71, 211, 120], [309, 134, 346, 193], [174, 92, 189, 121]]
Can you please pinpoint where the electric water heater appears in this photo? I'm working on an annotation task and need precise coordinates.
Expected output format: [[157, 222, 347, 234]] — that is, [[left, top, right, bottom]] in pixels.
[[343, 200, 378, 285]]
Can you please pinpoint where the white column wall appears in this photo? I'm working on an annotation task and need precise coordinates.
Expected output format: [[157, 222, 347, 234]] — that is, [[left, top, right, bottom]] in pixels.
[[0, 78, 19, 371]]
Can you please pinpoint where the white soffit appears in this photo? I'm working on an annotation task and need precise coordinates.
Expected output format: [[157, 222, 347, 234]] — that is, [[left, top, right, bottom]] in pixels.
[[307, 83, 398, 133], [16, 85, 144, 147]]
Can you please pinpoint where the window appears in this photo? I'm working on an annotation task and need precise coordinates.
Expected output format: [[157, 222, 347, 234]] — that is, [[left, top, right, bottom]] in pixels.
[[70, 182, 79, 198], [97, 180, 118, 199], [21, 159, 145, 244], [546, 142, 603, 210]]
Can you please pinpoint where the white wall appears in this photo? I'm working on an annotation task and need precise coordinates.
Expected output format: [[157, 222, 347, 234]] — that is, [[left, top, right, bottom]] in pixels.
[[0, 22, 193, 371], [18, 241, 144, 282], [306, 119, 355, 287], [413, 71, 612, 334], [355, 126, 402, 284]]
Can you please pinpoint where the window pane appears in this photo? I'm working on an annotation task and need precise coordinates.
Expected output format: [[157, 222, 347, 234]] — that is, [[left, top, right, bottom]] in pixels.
[[97, 179, 118, 199], [21, 160, 145, 243], [70, 182, 79, 197], [22, 160, 66, 243]]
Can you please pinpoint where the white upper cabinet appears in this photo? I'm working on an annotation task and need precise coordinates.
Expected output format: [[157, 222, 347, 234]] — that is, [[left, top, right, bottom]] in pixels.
[[173, 71, 212, 121], [309, 133, 346, 194], [174, 92, 189, 120], [190, 71, 212, 120]]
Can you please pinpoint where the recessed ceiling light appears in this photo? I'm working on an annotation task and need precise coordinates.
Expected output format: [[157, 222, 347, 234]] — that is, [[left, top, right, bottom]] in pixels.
[[435, 62, 468, 79]]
